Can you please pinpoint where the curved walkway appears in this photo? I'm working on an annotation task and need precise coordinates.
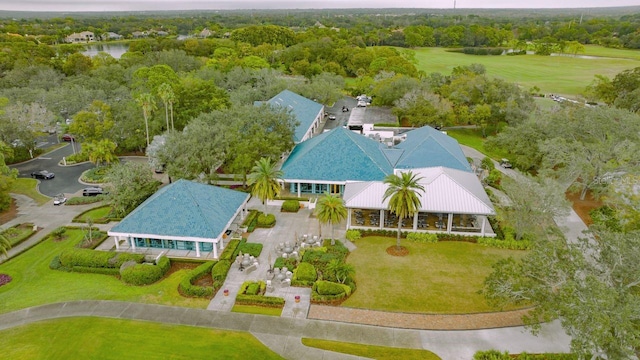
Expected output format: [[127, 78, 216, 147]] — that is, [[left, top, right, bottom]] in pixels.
[[0, 301, 570, 360], [308, 305, 531, 330]]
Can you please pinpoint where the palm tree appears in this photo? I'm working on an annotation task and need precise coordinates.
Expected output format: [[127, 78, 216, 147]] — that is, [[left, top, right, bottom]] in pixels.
[[383, 171, 425, 251], [135, 93, 157, 147], [157, 83, 175, 131], [247, 157, 283, 214], [0, 232, 11, 258], [327, 259, 355, 284], [85, 139, 118, 167], [316, 192, 347, 246]]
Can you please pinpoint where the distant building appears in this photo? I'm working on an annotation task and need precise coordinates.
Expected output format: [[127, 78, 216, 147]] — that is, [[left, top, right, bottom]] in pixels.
[[101, 32, 123, 41], [65, 31, 94, 43], [199, 28, 214, 38]]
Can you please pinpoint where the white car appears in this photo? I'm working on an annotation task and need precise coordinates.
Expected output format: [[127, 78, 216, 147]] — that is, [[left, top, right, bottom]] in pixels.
[[357, 101, 368, 107], [53, 194, 67, 206]]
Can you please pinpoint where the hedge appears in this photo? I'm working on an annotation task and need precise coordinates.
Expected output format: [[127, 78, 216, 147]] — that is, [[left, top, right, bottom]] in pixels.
[[65, 195, 107, 205], [274, 256, 297, 270], [120, 256, 171, 285], [239, 280, 266, 295], [220, 239, 241, 261], [477, 237, 531, 250], [238, 241, 263, 257], [474, 351, 577, 360], [59, 248, 145, 269], [314, 280, 349, 296], [256, 213, 276, 228], [345, 229, 361, 242], [235, 294, 285, 307], [242, 210, 260, 232], [211, 259, 232, 282], [294, 262, 317, 282], [179, 261, 217, 297], [1, 223, 36, 247], [281, 199, 300, 212], [406, 232, 438, 243]]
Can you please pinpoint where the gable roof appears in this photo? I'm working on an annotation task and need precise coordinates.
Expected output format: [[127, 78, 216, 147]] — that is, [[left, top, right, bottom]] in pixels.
[[394, 126, 472, 172], [343, 167, 494, 215], [265, 90, 324, 143], [109, 179, 249, 241], [281, 127, 394, 182]]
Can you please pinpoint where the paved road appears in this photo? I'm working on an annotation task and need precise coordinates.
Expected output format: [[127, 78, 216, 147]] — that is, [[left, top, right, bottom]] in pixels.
[[10, 142, 94, 197]]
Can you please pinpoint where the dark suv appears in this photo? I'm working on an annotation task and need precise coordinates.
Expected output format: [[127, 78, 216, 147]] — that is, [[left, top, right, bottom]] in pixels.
[[82, 187, 104, 196]]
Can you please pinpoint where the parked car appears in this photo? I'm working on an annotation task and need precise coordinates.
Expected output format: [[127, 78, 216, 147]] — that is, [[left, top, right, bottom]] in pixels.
[[82, 187, 104, 196], [31, 170, 55, 179], [500, 159, 513, 169], [357, 100, 368, 107], [61, 134, 75, 142], [328, 114, 336, 120], [341, 106, 349, 112], [53, 194, 67, 206]]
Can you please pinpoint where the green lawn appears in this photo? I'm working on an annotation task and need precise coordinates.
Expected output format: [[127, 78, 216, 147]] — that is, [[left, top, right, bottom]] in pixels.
[[1, 223, 35, 246], [0, 317, 283, 360], [0, 228, 210, 314], [9, 178, 50, 205], [302, 338, 441, 360], [74, 205, 113, 223], [342, 237, 525, 313], [413, 46, 640, 97], [232, 304, 283, 317], [446, 128, 507, 160]]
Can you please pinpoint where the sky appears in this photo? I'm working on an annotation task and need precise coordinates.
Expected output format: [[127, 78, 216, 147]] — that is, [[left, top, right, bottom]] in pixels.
[[0, 0, 638, 12]]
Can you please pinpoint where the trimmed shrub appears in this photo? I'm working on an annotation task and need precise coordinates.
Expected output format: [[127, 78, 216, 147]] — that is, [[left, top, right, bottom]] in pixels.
[[281, 199, 300, 212], [211, 259, 232, 281], [474, 350, 510, 360], [66, 195, 107, 205], [238, 242, 263, 257], [481, 156, 495, 170], [256, 213, 276, 228], [294, 262, 317, 282], [360, 228, 408, 238], [120, 256, 170, 286], [274, 256, 297, 270], [485, 169, 502, 188], [315, 280, 347, 296], [345, 229, 361, 242], [239, 280, 266, 295], [478, 237, 531, 250], [179, 261, 217, 297], [246, 282, 260, 295], [220, 239, 240, 261], [406, 232, 438, 243], [242, 210, 259, 232], [235, 294, 285, 307], [58, 248, 145, 271], [51, 227, 67, 240]]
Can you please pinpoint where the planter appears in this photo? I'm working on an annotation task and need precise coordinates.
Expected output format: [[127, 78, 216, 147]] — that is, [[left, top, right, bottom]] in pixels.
[[295, 295, 300, 303], [223, 289, 229, 296]]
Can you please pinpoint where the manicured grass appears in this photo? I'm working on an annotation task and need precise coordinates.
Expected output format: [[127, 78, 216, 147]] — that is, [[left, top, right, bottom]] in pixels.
[[231, 304, 283, 317], [0, 317, 284, 360], [74, 205, 113, 223], [0, 228, 210, 314], [302, 338, 441, 360], [9, 178, 50, 205], [342, 237, 525, 313], [1, 224, 35, 246], [413, 46, 640, 97], [446, 128, 508, 160]]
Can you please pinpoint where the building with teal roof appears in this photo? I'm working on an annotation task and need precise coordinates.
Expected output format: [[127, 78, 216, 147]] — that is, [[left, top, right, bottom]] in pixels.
[[263, 90, 324, 143], [280, 125, 472, 197], [108, 179, 249, 259]]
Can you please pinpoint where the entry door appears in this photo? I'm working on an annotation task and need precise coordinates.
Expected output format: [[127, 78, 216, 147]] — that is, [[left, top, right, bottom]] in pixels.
[[330, 184, 341, 194]]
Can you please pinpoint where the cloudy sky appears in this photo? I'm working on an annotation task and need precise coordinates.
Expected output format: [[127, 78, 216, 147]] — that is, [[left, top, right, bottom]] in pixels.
[[0, 0, 637, 12]]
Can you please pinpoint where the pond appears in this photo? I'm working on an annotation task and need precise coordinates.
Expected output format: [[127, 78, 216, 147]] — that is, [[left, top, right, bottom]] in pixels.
[[83, 43, 129, 59]]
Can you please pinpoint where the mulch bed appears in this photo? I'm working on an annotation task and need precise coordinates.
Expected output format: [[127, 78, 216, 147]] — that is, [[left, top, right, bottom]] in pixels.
[[386, 245, 409, 256], [0, 199, 18, 225], [566, 190, 602, 226], [165, 261, 201, 277]]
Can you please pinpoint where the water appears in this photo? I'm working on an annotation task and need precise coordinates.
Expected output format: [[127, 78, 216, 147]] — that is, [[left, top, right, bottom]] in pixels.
[[83, 43, 129, 59]]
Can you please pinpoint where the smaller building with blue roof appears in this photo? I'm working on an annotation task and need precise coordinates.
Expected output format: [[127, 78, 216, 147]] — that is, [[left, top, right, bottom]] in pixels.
[[108, 179, 249, 258], [262, 90, 324, 143]]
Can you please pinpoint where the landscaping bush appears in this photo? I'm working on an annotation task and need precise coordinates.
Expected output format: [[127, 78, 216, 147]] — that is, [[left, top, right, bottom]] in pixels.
[[1, 223, 36, 247], [345, 229, 361, 242], [0, 273, 12, 287], [360, 228, 408, 238], [406, 232, 438, 243], [179, 261, 217, 297], [64, 152, 90, 164], [274, 256, 297, 270], [435, 233, 479, 243], [81, 166, 111, 183], [478, 237, 531, 250], [120, 256, 170, 286], [281, 199, 300, 212], [242, 210, 260, 232], [485, 169, 502, 188], [239, 280, 266, 295], [314, 280, 348, 296], [487, 216, 504, 240], [246, 282, 260, 295], [473, 351, 576, 360], [481, 156, 495, 170], [293, 262, 317, 282], [211, 259, 232, 281], [256, 213, 276, 228], [238, 241, 263, 257], [235, 294, 285, 307], [66, 195, 107, 205], [220, 239, 241, 261], [589, 205, 622, 232], [58, 248, 145, 270], [51, 227, 67, 240]]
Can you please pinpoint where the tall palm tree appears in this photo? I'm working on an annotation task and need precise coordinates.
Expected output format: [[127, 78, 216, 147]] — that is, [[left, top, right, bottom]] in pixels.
[[247, 157, 283, 214], [316, 192, 347, 246], [157, 83, 175, 131], [135, 93, 156, 147], [383, 171, 425, 251]]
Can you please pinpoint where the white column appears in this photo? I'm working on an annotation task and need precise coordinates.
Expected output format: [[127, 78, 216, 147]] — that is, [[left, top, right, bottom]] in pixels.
[[379, 209, 385, 229], [413, 213, 418, 231], [447, 213, 453, 234], [213, 241, 219, 259], [114, 237, 120, 250], [195, 241, 201, 257], [481, 217, 486, 236], [297, 182, 301, 197], [219, 237, 224, 249], [346, 209, 352, 230], [130, 236, 136, 250]]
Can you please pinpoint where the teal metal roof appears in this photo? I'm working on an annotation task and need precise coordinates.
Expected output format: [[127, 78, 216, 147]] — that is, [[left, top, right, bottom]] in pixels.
[[394, 127, 472, 172], [266, 90, 324, 143], [281, 127, 393, 182], [109, 179, 249, 240]]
